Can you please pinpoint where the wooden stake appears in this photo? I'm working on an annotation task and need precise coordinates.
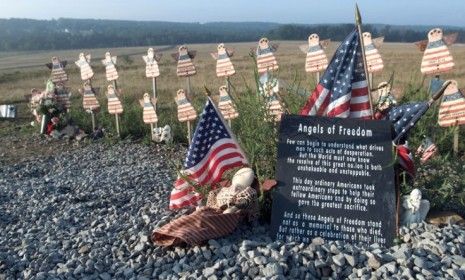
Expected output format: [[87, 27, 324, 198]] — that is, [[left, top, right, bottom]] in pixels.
[[115, 114, 120, 138], [453, 126, 459, 155], [91, 110, 96, 132], [186, 76, 192, 98], [226, 76, 231, 94], [355, 4, 374, 117], [187, 121, 192, 145], [369, 73, 373, 90], [228, 119, 232, 128], [113, 80, 118, 90], [152, 77, 157, 99], [316, 72, 320, 85]]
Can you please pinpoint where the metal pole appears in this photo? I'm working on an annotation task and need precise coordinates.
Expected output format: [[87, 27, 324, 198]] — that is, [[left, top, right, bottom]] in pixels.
[[187, 121, 191, 145], [355, 4, 374, 118]]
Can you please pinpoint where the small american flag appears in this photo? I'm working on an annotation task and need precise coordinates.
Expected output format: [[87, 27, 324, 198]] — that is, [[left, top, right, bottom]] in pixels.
[[300, 28, 372, 119], [383, 102, 429, 176], [169, 97, 248, 209], [416, 137, 438, 163]]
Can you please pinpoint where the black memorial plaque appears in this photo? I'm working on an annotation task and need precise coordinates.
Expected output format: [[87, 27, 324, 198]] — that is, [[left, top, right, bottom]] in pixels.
[[270, 115, 396, 247]]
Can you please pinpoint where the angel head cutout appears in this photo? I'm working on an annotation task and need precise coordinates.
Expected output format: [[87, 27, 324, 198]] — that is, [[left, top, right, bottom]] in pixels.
[[143, 47, 162, 78], [299, 33, 330, 73], [175, 89, 197, 122], [255, 38, 279, 74], [80, 81, 100, 111], [415, 28, 456, 75], [438, 80, 465, 127], [259, 75, 283, 122], [106, 84, 123, 115], [46, 56, 68, 83], [172, 45, 197, 77], [139, 92, 158, 124], [75, 52, 94, 81], [373, 81, 397, 114], [101, 52, 119, 82], [54, 82, 72, 110], [211, 43, 235, 77], [362, 32, 384, 73], [218, 85, 238, 120]]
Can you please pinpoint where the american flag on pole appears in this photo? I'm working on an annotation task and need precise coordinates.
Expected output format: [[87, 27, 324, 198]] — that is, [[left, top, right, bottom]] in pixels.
[[169, 97, 248, 209], [300, 28, 372, 119]]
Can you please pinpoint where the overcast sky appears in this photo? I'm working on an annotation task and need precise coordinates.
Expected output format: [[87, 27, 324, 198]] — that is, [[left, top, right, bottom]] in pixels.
[[1, 0, 464, 26]]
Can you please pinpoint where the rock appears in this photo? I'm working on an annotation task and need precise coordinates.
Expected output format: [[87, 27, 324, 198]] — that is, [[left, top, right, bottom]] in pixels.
[[78, 245, 90, 254], [99, 272, 112, 280], [263, 263, 282, 277], [332, 254, 346, 266], [344, 254, 356, 267], [368, 255, 381, 270], [426, 211, 465, 226], [203, 267, 215, 278]]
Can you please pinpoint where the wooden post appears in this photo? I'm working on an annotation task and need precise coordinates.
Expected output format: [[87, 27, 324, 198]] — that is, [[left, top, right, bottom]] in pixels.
[[186, 76, 192, 98], [187, 121, 191, 145], [91, 111, 96, 131], [355, 5, 374, 117], [226, 76, 231, 94], [369, 73, 373, 90], [316, 72, 320, 85], [228, 119, 232, 128], [113, 80, 118, 90], [152, 77, 157, 99], [115, 114, 120, 138], [453, 126, 459, 155]]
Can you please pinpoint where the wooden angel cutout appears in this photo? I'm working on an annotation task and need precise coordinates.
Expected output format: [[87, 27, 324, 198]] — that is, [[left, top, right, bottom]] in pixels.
[[80, 81, 100, 111], [217, 85, 238, 120], [175, 89, 197, 122], [46, 56, 68, 83], [211, 43, 235, 78], [143, 48, 162, 78], [75, 53, 94, 81], [415, 28, 456, 75], [438, 80, 465, 127], [139, 92, 158, 124], [101, 52, 119, 82], [362, 32, 384, 73], [106, 84, 123, 115], [261, 76, 283, 122], [299, 34, 330, 73], [55, 82, 72, 110], [255, 38, 279, 74], [172, 45, 197, 77]]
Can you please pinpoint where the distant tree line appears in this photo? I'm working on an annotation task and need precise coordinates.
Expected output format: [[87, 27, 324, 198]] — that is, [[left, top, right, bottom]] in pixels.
[[0, 18, 463, 51]]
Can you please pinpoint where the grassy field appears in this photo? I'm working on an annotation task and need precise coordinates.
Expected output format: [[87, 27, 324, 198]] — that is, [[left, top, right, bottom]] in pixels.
[[1, 41, 465, 105]]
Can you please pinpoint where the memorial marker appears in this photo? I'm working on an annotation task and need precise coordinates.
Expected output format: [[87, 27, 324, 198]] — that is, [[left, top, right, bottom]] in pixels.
[[270, 115, 396, 247]]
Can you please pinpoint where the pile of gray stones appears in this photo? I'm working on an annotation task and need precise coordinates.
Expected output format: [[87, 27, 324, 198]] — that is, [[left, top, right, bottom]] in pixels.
[[1, 141, 464, 279]]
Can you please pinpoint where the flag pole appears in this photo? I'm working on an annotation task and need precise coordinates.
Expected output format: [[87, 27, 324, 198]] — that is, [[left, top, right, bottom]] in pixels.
[[355, 4, 374, 118]]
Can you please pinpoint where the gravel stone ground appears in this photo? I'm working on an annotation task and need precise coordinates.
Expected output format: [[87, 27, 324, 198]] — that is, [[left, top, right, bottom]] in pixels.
[[1, 141, 465, 280]]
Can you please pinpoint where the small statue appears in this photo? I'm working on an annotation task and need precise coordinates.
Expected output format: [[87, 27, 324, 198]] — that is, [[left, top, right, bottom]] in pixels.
[[400, 189, 430, 226], [373, 81, 397, 119], [260, 74, 284, 122], [152, 125, 172, 143]]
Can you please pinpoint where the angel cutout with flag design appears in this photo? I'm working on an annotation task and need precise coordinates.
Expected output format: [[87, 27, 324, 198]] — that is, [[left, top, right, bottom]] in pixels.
[[217, 85, 238, 120], [438, 80, 465, 127], [362, 32, 384, 73], [255, 38, 279, 74], [172, 45, 197, 77], [211, 43, 235, 78], [175, 89, 197, 122], [106, 84, 123, 115], [139, 93, 158, 124], [75, 53, 94, 81], [143, 48, 162, 78], [55, 82, 72, 111], [415, 28, 457, 75], [299, 34, 330, 73], [80, 81, 100, 111], [101, 52, 119, 82], [46, 56, 68, 83], [260, 74, 284, 122]]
